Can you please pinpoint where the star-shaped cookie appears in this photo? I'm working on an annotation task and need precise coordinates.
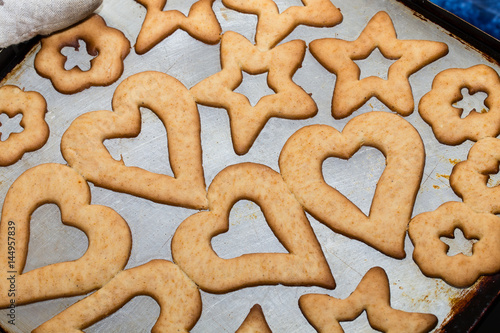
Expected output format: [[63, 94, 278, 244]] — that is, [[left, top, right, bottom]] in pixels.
[[135, 0, 222, 54], [190, 31, 317, 155], [222, 0, 343, 50], [309, 11, 449, 119], [299, 267, 438, 333]]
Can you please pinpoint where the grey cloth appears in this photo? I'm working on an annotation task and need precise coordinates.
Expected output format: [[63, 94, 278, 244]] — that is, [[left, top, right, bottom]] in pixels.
[[0, 0, 103, 48]]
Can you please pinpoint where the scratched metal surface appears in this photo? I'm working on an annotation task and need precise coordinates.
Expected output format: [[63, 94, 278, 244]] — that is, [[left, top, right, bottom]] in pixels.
[[0, 0, 498, 332]]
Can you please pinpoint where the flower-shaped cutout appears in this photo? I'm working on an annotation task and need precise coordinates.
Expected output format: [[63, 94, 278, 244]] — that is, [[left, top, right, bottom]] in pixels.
[[34, 14, 131, 94], [0, 85, 49, 166], [299, 267, 438, 333], [222, 0, 343, 50], [309, 11, 449, 119], [135, 0, 222, 54], [190, 31, 317, 155]]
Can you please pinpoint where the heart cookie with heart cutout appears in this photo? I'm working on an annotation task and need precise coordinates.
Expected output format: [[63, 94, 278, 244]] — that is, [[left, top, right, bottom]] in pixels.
[[279, 112, 425, 259], [33, 260, 202, 333], [171, 162, 335, 293], [61, 71, 208, 209], [0, 163, 131, 307]]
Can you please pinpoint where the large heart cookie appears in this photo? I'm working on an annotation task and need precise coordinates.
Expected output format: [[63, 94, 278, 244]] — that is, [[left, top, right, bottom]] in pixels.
[[0, 163, 131, 307], [61, 71, 208, 209], [171, 162, 335, 293], [279, 112, 425, 258], [33, 260, 202, 332]]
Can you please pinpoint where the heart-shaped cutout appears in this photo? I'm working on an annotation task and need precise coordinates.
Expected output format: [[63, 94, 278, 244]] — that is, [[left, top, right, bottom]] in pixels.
[[61, 71, 208, 210], [171, 162, 335, 293], [33, 260, 202, 333], [279, 112, 425, 258], [0, 163, 132, 307]]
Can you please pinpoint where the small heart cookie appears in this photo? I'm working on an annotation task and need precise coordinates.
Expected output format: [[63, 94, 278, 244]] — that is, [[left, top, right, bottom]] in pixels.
[[61, 71, 208, 209], [279, 112, 425, 258], [33, 260, 202, 333], [0, 163, 131, 307], [171, 162, 335, 293]]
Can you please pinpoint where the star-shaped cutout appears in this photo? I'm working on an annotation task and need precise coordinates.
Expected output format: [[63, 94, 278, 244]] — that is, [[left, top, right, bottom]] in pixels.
[[299, 267, 438, 333], [135, 0, 222, 54], [223, 0, 343, 51], [190, 31, 317, 155], [309, 11, 449, 119]]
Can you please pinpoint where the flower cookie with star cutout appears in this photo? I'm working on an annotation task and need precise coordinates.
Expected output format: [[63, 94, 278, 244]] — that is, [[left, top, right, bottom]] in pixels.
[[309, 11, 449, 119], [190, 31, 317, 155]]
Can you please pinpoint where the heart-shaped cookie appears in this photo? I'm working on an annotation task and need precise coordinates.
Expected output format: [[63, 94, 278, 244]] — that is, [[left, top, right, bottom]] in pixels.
[[61, 71, 208, 209], [33, 260, 202, 333], [0, 163, 131, 307], [171, 162, 335, 293], [279, 112, 425, 259]]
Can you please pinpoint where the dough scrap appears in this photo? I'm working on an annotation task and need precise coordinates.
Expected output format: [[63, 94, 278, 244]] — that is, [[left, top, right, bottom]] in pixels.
[[450, 137, 500, 214], [0, 85, 49, 166], [279, 112, 425, 259], [299, 267, 438, 333], [190, 31, 317, 155], [236, 304, 273, 333], [222, 0, 342, 51], [0, 163, 131, 307], [419, 64, 500, 145], [61, 71, 208, 209], [171, 162, 335, 293], [34, 14, 131, 94], [135, 0, 222, 54], [409, 201, 500, 288], [309, 11, 449, 119], [33, 260, 202, 333]]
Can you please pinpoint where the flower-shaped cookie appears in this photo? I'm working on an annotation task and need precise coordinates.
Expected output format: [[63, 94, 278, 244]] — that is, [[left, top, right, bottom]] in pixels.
[[172, 162, 335, 293], [0, 163, 131, 307], [34, 14, 130, 94], [190, 31, 317, 155], [33, 260, 202, 333], [409, 201, 500, 288], [279, 112, 425, 259], [61, 71, 208, 209], [309, 11, 449, 119], [0, 85, 49, 166], [299, 267, 438, 333], [135, 0, 222, 54], [419, 64, 500, 145], [222, 0, 343, 50]]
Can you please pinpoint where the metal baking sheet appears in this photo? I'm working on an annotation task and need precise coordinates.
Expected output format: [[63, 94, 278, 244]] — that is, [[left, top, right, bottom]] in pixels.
[[0, 0, 499, 331]]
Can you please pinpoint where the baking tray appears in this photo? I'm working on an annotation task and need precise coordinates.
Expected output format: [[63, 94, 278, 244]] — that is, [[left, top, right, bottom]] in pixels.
[[0, 0, 499, 332]]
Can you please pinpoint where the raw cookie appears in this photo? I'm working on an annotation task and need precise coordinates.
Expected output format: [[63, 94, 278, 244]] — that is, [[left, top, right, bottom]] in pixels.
[[33, 260, 202, 333], [309, 11, 449, 119], [409, 201, 500, 288], [222, 0, 342, 50], [299, 267, 438, 333], [61, 71, 208, 209], [419, 64, 500, 145], [0, 85, 49, 166], [279, 111, 425, 259], [0, 163, 131, 307], [190, 30, 317, 155], [135, 0, 222, 54], [34, 14, 130, 94], [171, 162, 335, 293]]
